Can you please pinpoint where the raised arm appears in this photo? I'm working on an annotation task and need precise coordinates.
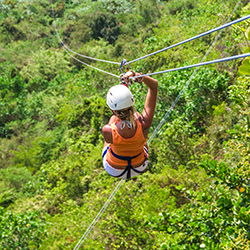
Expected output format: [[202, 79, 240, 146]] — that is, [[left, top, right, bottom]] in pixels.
[[140, 75, 158, 129], [122, 71, 158, 129]]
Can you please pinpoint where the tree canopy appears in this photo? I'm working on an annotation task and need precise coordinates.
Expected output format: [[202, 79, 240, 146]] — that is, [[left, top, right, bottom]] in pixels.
[[0, 0, 249, 249]]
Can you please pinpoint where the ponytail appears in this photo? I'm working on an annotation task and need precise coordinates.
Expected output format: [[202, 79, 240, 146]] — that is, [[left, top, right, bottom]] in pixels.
[[115, 107, 136, 128]]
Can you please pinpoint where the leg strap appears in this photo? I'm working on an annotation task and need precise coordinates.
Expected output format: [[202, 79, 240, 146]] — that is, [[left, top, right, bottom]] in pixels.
[[103, 146, 146, 179]]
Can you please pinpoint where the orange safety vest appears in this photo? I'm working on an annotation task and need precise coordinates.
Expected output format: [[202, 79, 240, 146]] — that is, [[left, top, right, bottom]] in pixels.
[[107, 119, 147, 167]]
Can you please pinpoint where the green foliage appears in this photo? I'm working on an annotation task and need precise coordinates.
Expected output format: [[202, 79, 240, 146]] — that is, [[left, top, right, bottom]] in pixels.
[[20, 48, 71, 81], [167, 0, 196, 15], [0, 166, 32, 190], [56, 95, 109, 142], [63, 21, 91, 48], [99, 0, 134, 15], [0, 208, 47, 249], [0, 0, 249, 249], [238, 58, 250, 75], [156, 117, 198, 169], [0, 166, 32, 207], [89, 12, 120, 44], [145, 155, 249, 249], [182, 69, 230, 124], [144, 67, 230, 133], [0, 62, 26, 137], [0, 16, 27, 44], [148, 185, 248, 249], [21, 171, 47, 197], [148, 57, 250, 249], [135, 0, 161, 26], [11, 129, 64, 171], [228, 77, 250, 106]]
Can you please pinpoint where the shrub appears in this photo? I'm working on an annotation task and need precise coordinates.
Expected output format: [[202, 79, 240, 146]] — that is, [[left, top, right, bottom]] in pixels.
[[89, 12, 120, 44], [0, 16, 27, 44], [20, 48, 71, 81], [0, 208, 47, 249], [0, 166, 32, 190]]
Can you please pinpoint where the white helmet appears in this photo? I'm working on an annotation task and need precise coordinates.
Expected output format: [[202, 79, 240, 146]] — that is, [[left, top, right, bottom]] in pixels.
[[106, 85, 134, 110]]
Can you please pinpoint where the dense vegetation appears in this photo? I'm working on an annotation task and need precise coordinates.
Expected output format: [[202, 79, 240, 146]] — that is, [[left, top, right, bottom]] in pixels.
[[0, 0, 249, 249]]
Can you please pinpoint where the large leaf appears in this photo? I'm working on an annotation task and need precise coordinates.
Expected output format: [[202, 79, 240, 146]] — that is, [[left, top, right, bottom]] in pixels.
[[245, 27, 250, 40], [238, 58, 250, 75]]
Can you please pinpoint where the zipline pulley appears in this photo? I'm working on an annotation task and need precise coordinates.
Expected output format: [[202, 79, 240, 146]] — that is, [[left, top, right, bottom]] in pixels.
[[119, 59, 132, 87]]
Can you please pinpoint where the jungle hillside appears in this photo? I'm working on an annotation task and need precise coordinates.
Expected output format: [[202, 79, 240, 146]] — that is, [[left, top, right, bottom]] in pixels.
[[0, 0, 250, 249]]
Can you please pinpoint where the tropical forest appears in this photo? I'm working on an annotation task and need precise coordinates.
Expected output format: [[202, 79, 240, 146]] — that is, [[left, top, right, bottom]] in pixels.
[[0, 0, 249, 249]]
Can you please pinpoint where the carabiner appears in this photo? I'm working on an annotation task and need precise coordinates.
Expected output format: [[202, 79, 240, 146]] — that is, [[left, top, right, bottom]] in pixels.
[[119, 59, 130, 73], [119, 59, 133, 86]]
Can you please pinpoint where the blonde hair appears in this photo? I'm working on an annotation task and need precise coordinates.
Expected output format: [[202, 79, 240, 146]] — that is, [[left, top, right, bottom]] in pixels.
[[115, 106, 136, 127]]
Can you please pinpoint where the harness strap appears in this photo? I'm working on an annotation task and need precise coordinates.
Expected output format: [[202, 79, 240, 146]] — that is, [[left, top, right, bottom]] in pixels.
[[102, 146, 109, 158], [110, 149, 144, 179], [103, 146, 147, 179], [103, 147, 128, 177], [110, 149, 141, 166]]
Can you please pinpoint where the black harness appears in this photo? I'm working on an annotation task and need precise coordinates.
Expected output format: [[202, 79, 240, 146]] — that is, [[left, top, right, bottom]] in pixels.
[[102, 146, 146, 179]]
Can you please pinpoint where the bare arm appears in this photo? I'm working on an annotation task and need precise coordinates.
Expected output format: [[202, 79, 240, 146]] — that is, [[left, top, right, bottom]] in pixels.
[[122, 71, 158, 129], [140, 75, 158, 129], [102, 115, 117, 144]]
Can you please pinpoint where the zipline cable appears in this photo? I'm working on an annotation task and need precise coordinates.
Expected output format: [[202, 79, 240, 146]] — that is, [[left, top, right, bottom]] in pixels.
[[73, 177, 126, 250], [63, 46, 120, 78], [126, 14, 250, 65], [147, 0, 243, 144], [50, 0, 250, 80], [50, 0, 120, 65], [132, 52, 250, 80], [62, 44, 120, 65]]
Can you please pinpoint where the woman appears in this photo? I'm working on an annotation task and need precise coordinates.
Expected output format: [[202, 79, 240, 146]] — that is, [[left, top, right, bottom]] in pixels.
[[102, 71, 158, 179]]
